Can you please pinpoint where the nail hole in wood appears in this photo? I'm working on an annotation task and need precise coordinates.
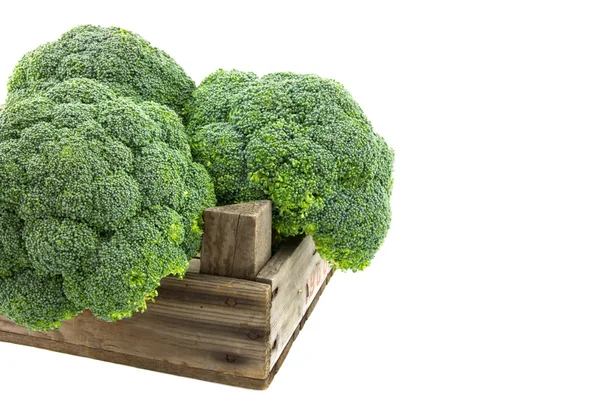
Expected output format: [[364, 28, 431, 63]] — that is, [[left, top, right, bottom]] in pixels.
[[226, 354, 236, 363], [225, 298, 237, 307]]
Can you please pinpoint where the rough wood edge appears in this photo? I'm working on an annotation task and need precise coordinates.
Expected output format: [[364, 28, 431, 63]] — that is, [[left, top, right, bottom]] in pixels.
[[257, 236, 332, 370], [200, 200, 272, 280], [256, 236, 313, 286], [0, 269, 334, 390], [266, 268, 334, 384]]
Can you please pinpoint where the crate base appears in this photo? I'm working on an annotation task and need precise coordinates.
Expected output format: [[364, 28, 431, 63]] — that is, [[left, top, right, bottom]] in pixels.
[[0, 269, 333, 390]]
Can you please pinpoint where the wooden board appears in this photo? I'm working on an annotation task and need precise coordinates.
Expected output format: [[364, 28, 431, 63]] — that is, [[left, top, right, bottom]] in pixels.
[[188, 255, 201, 273], [0, 273, 272, 379], [0, 268, 333, 389], [200, 201, 272, 280], [257, 236, 332, 369], [0, 236, 334, 389]]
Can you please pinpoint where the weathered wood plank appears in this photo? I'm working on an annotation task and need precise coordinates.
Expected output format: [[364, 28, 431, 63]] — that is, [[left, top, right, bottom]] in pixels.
[[268, 268, 334, 378], [257, 236, 333, 370], [188, 257, 201, 273], [0, 273, 272, 380], [0, 237, 335, 388], [0, 268, 334, 390], [200, 201, 272, 280]]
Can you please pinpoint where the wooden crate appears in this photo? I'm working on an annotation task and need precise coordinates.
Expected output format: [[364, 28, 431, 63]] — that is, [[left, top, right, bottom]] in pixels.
[[0, 201, 334, 389]]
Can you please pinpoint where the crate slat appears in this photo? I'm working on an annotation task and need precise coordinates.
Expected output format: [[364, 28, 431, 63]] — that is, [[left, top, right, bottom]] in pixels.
[[0, 201, 334, 389], [257, 236, 332, 369], [0, 273, 272, 379], [0, 266, 333, 389]]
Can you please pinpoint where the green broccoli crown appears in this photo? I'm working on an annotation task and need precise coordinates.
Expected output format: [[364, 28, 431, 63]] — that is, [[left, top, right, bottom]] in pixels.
[[187, 70, 394, 271], [7, 25, 195, 115], [0, 78, 215, 330]]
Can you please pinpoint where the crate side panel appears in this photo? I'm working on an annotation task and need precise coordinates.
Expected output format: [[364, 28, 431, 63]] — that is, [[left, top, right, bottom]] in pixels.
[[0, 273, 272, 379], [256, 236, 333, 370]]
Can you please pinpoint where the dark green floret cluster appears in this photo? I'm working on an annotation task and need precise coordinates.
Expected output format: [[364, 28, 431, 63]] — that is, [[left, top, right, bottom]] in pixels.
[[0, 77, 215, 330], [0, 25, 393, 332], [7, 25, 195, 115], [187, 70, 394, 271]]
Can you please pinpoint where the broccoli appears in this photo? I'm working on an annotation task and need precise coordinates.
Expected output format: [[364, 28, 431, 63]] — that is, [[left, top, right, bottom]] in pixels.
[[7, 25, 195, 116], [187, 70, 394, 271], [0, 78, 215, 330]]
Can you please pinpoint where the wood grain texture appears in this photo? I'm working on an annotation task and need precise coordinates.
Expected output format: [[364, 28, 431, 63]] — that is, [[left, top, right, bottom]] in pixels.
[[258, 236, 333, 370], [0, 272, 272, 380], [200, 201, 272, 280], [188, 256, 201, 273], [0, 268, 334, 390]]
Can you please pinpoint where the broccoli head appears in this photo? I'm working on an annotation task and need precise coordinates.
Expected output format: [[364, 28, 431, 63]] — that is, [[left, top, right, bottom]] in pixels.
[[0, 78, 215, 330], [187, 70, 394, 271], [7, 25, 195, 115]]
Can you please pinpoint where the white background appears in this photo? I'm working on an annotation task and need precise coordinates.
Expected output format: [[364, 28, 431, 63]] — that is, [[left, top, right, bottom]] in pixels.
[[0, 1, 599, 399]]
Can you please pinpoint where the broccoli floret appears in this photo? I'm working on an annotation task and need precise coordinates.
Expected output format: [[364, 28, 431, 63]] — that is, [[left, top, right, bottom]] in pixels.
[[0, 78, 215, 330], [0, 270, 82, 331], [187, 70, 394, 271], [0, 211, 28, 278], [190, 122, 262, 205], [7, 25, 195, 115], [178, 162, 219, 258], [81, 206, 189, 321], [188, 69, 258, 126]]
